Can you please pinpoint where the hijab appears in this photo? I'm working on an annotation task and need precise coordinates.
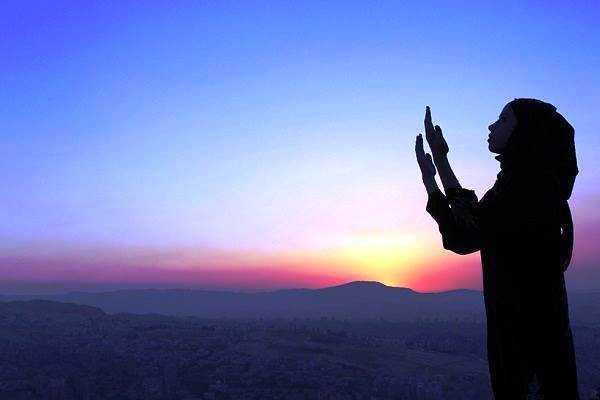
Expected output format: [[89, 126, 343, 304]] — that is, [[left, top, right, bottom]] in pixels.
[[494, 98, 579, 271]]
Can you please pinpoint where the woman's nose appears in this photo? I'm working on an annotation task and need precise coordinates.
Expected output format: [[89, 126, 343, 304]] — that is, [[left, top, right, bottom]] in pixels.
[[488, 123, 494, 132]]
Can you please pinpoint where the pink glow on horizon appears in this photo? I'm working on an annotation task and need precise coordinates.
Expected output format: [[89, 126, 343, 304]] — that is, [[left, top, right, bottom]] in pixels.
[[405, 255, 482, 292], [0, 253, 363, 292], [1, 215, 599, 293]]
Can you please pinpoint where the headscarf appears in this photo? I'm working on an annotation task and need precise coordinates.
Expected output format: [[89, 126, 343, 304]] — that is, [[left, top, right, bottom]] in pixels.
[[494, 98, 579, 271]]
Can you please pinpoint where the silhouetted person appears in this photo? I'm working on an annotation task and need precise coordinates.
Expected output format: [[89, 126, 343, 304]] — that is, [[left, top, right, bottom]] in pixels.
[[415, 99, 580, 399]]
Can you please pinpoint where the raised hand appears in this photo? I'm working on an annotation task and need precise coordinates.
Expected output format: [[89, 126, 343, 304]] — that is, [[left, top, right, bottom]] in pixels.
[[424, 106, 449, 157], [415, 134, 436, 178]]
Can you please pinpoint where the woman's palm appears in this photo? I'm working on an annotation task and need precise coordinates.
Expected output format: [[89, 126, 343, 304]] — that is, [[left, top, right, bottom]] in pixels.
[[424, 106, 449, 156], [415, 134, 436, 177]]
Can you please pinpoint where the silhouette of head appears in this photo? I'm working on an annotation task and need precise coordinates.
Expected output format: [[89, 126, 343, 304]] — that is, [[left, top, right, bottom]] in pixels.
[[493, 98, 578, 200]]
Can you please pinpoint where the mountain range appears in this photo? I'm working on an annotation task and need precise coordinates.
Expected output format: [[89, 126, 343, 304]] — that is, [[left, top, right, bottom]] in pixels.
[[1, 280, 597, 323]]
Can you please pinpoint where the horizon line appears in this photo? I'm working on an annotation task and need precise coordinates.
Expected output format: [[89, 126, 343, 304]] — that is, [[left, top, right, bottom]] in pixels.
[[2, 280, 598, 298]]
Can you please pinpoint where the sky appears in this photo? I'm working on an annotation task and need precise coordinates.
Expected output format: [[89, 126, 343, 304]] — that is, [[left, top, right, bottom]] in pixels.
[[1, 0, 599, 294]]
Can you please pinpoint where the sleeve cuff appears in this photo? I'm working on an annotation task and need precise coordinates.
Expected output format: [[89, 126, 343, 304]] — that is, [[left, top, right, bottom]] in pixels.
[[426, 188, 449, 219], [444, 187, 478, 202]]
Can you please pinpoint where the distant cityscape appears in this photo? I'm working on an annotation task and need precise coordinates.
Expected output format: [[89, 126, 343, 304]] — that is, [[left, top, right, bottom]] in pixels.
[[0, 282, 599, 399]]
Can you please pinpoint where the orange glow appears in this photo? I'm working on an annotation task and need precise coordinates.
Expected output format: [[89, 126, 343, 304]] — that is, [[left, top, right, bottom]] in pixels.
[[4, 217, 599, 293], [316, 232, 427, 286], [0, 237, 483, 292]]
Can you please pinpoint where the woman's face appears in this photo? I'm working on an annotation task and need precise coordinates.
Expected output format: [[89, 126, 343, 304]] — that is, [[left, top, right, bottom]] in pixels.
[[488, 104, 518, 154]]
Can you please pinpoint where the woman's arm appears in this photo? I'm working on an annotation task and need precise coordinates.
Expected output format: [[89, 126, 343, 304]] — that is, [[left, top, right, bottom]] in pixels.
[[419, 106, 479, 254], [433, 153, 462, 191], [426, 187, 481, 255], [422, 171, 440, 195]]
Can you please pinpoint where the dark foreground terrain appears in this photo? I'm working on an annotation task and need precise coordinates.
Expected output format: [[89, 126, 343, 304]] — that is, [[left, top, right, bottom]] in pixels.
[[0, 298, 599, 400]]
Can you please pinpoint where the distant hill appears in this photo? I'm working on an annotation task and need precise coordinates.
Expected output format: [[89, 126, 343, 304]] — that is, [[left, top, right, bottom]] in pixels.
[[0, 298, 104, 317], [0, 281, 485, 321], [2, 280, 598, 323]]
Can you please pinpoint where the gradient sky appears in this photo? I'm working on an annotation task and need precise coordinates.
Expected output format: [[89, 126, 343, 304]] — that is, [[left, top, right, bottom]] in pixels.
[[1, 1, 599, 294]]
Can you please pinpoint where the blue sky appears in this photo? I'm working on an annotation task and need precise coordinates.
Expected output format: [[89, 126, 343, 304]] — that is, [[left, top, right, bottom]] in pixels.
[[1, 1, 599, 292]]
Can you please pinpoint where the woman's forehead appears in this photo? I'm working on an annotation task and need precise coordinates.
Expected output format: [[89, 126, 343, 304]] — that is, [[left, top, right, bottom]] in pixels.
[[501, 103, 514, 116]]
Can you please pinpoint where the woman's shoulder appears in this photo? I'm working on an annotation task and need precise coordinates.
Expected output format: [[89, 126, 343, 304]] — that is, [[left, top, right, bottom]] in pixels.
[[491, 169, 558, 195], [484, 170, 562, 217]]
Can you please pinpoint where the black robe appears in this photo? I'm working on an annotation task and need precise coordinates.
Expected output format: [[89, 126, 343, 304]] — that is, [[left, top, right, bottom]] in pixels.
[[426, 170, 580, 399]]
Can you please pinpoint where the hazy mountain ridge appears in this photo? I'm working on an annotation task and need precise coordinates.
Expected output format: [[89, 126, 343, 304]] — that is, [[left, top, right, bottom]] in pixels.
[[1, 281, 487, 321], [1, 280, 597, 324], [2, 280, 598, 323]]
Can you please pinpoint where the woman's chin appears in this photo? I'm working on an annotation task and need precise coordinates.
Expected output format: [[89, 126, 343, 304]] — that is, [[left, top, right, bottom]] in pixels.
[[488, 143, 499, 154]]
